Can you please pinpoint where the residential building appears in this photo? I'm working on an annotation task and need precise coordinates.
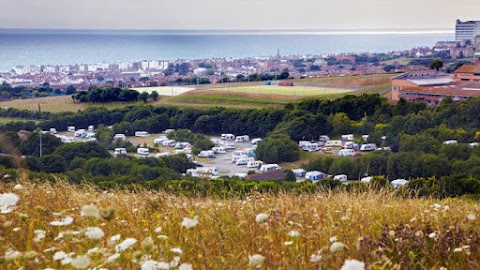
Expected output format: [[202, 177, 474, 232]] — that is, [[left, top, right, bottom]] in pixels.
[[456, 20, 480, 41], [395, 83, 480, 105], [453, 64, 480, 82]]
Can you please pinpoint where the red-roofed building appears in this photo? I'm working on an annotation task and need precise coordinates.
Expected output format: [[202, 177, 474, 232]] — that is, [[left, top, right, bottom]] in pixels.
[[453, 64, 480, 82]]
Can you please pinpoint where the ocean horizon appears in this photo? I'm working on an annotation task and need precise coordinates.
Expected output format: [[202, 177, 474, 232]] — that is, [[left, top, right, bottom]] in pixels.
[[0, 28, 454, 72]]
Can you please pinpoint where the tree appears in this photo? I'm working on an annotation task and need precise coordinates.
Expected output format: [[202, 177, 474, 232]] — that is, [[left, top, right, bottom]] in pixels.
[[139, 92, 149, 103], [284, 169, 296, 182], [429, 59, 443, 71], [40, 154, 67, 173], [256, 132, 299, 163], [65, 85, 77, 95], [150, 91, 159, 101]]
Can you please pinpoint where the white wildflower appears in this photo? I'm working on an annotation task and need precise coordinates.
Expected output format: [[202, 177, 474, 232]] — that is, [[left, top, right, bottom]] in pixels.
[[330, 242, 346, 253], [309, 251, 322, 263], [115, 238, 137, 252], [170, 247, 183, 254], [13, 227, 21, 232], [288, 230, 300, 237], [50, 216, 74, 226], [4, 249, 22, 261], [284, 241, 293, 246], [107, 253, 120, 262], [71, 255, 91, 269], [453, 248, 463, 253], [255, 213, 269, 223], [389, 230, 395, 237], [87, 247, 99, 255], [154, 226, 162, 233], [33, 230, 46, 242], [443, 206, 450, 211], [433, 203, 441, 209], [181, 216, 199, 229], [329, 236, 337, 243], [340, 259, 365, 270], [248, 254, 265, 268], [157, 261, 171, 269], [141, 260, 159, 270], [110, 234, 121, 241], [170, 256, 181, 267], [341, 215, 349, 221], [157, 235, 169, 240], [178, 263, 193, 270], [467, 214, 476, 221], [428, 232, 436, 238], [13, 184, 23, 190], [53, 251, 68, 261], [84, 227, 105, 240], [0, 193, 19, 214], [80, 204, 100, 219]]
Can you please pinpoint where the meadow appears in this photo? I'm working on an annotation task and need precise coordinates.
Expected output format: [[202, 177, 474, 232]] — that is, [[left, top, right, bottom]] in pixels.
[[208, 85, 354, 97], [1, 180, 479, 269]]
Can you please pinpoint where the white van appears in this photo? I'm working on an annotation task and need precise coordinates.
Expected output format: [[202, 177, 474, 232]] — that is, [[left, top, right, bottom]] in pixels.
[[212, 147, 227, 154], [337, 149, 355, 157], [247, 160, 263, 168], [67, 126, 75, 132], [360, 143, 377, 151], [259, 164, 281, 172], [235, 135, 250, 142], [334, 174, 348, 183], [251, 138, 262, 145], [137, 148, 149, 155], [325, 140, 342, 147], [114, 134, 127, 141], [135, 131, 150, 137], [114, 148, 127, 156]]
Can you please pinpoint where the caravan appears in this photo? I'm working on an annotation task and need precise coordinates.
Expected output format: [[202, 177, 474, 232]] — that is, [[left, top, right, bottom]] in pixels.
[[334, 174, 348, 183], [292, 169, 307, 178], [259, 164, 281, 172], [305, 171, 327, 181], [360, 143, 377, 151], [319, 135, 330, 141], [114, 148, 127, 156], [221, 134, 236, 140], [154, 136, 168, 145], [337, 149, 355, 157], [135, 131, 150, 137], [341, 134, 354, 141], [251, 138, 262, 145], [75, 129, 86, 137], [235, 157, 254, 166], [114, 134, 127, 141], [235, 135, 250, 142], [325, 140, 342, 147], [198, 150, 216, 158], [88, 125, 94, 132], [49, 128, 57, 134], [212, 147, 227, 154], [247, 160, 263, 168], [68, 126, 75, 132], [137, 148, 149, 155]]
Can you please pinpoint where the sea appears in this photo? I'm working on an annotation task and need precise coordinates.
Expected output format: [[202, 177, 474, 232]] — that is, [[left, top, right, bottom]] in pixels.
[[0, 29, 455, 72]]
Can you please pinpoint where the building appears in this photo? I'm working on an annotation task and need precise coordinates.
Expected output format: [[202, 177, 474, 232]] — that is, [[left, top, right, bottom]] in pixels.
[[453, 64, 480, 82], [247, 169, 285, 181], [391, 71, 454, 101], [395, 83, 480, 105], [455, 20, 480, 41]]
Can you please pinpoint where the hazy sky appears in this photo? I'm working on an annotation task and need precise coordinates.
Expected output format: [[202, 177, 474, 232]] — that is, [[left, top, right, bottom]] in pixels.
[[0, 0, 479, 30]]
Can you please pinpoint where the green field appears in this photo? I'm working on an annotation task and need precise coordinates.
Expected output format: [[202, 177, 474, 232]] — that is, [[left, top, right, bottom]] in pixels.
[[0, 117, 41, 124], [209, 85, 354, 97]]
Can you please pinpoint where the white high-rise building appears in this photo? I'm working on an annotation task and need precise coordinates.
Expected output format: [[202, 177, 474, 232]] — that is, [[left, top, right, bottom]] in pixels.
[[455, 20, 480, 41]]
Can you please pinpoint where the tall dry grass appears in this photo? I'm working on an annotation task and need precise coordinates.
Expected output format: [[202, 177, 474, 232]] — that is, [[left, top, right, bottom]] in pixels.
[[0, 179, 479, 269]]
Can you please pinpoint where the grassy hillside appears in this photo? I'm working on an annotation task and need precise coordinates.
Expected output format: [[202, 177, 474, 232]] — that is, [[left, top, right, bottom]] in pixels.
[[1, 180, 479, 269]]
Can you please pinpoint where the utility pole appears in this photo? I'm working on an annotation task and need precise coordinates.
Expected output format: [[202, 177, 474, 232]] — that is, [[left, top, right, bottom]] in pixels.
[[39, 129, 43, 157]]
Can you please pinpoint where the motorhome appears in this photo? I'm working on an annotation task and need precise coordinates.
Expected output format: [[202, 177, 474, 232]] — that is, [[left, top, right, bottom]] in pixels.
[[114, 148, 127, 156], [114, 134, 127, 141], [259, 164, 281, 172], [135, 131, 150, 137], [360, 143, 377, 151], [137, 148, 149, 155], [88, 125, 94, 132], [235, 135, 250, 142], [341, 134, 354, 141], [251, 138, 262, 145], [334, 174, 348, 183], [246, 160, 263, 168], [302, 142, 319, 152], [197, 167, 219, 176], [75, 129, 86, 137], [325, 140, 342, 147], [198, 150, 216, 158], [49, 128, 57, 134], [337, 149, 355, 157], [154, 136, 168, 145], [67, 126, 75, 132], [212, 147, 227, 154], [221, 134, 236, 141], [222, 142, 236, 150]]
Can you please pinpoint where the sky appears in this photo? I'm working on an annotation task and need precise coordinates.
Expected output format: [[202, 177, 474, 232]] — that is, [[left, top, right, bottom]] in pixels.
[[0, 0, 479, 30]]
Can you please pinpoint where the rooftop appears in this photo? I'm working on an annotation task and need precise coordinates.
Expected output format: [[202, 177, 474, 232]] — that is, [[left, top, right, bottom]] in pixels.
[[247, 169, 285, 181], [453, 65, 480, 74], [399, 82, 480, 98]]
